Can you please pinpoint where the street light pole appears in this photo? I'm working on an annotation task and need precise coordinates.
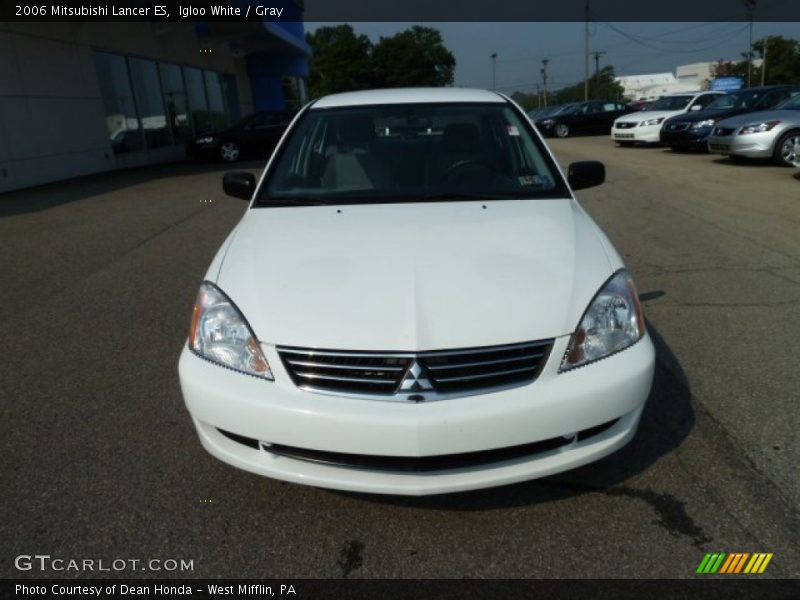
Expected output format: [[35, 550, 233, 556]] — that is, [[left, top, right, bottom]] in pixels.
[[491, 52, 497, 90], [744, 0, 756, 87], [541, 59, 549, 107]]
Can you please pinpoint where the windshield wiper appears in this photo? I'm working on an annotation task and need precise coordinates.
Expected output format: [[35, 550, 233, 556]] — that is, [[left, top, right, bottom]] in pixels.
[[261, 196, 332, 207]]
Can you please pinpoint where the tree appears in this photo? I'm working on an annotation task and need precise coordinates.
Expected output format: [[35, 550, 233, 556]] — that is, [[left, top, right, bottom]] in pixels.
[[305, 25, 456, 98], [754, 36, 800, 84], [305, 25, 373, 98], [370, 26, 456, 88], [550, 66, 625, 104]]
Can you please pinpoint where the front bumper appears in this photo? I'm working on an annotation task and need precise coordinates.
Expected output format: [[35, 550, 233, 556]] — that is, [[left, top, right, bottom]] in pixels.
[[179, 334, 655, 495], [660, 127, 712, 148], [707, 132, 775, 158], [611, 124, 661, 144]]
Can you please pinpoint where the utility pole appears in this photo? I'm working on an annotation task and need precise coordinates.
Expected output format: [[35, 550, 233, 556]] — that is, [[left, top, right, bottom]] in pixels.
[[536, 84, 541, 109], [591, 51, 606, 98], [541, 59, 549, 107], [744, 0, 756, 87], [584, 0, 590, 101], [491, 52, 497, 90], [761, 36, 768, 86]]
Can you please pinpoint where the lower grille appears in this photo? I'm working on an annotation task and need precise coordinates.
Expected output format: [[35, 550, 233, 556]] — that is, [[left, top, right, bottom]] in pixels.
[[614, 133, 635, 139], [665, 122, 690, 132], [709, 143, 731, 152], [278, 340, 553, 401], [249, 419, 620, 472]]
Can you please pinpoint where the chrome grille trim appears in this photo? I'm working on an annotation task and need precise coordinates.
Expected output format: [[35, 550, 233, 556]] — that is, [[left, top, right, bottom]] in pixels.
[[277, 340, 553, 402]]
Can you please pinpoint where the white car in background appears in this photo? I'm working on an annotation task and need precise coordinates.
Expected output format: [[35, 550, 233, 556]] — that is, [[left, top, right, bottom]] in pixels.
[[179, 88, 655, 496], [612, 91, 725, 146]]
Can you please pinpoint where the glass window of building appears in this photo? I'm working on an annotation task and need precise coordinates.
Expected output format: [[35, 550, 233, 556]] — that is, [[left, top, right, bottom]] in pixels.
[[128, 57, 171, 149], [204, 70, 228, 131], [93, 51, 143, 153], [160, 63, 193, 143], [221, 74, 241, 123], [185, 67, 211, 134]]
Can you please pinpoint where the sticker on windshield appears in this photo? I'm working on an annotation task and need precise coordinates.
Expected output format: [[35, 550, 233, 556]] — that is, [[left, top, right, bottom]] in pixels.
[[518, 175, 551, 187], [507, 125, 520, 136]]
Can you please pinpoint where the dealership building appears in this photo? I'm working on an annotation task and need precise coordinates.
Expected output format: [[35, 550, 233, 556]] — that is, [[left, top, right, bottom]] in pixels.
[[0, 13, 310, 193]]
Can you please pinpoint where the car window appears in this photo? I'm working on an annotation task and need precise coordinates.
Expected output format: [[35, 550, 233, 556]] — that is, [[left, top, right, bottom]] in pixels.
[[758, 89, 794, 109], [776, 92, 800, 110], [602, 103, 618, 112], [648, 95, 694, 111], [707, 90, 765, 111], [258, 103, 568, 205], [693, 94, 722, 109]]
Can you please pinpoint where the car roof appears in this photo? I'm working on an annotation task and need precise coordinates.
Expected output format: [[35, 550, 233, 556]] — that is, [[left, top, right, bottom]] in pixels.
[[312, 87, 506, 109]]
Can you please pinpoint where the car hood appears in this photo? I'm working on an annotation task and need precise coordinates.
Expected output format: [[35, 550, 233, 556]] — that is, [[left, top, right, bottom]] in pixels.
[[715, 109, 800, 128], [616, 109, 683, 123], [671, 107, 747, 123], [214, 199, 617, 351]]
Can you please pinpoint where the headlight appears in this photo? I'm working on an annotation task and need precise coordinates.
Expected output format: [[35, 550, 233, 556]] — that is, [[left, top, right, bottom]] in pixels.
[[559, 270, 646, 372], [641, 118, 664, 127], [188, 282, 273, 380], [738, 121, 780, 135], [195, 136, 215, 144], [692, 119, 717, 129]]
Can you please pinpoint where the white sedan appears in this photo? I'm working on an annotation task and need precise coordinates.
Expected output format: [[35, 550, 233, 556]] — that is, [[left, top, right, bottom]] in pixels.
[[611, 91, 724, 145], [179, 87, 655, 496]]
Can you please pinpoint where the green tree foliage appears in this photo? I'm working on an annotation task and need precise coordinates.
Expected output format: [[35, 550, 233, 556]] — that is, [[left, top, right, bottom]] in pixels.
[[306, 25, 374, 98], [711, 36, 800, 86], [305, 25, 456, 98]]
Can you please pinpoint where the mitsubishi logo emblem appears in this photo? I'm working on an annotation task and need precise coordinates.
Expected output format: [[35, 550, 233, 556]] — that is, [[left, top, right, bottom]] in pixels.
[[399, 360, 435, 395]]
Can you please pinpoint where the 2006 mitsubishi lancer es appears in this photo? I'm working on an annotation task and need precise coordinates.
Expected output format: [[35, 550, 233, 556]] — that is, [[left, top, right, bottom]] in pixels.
[[178, 87, 655, 496]]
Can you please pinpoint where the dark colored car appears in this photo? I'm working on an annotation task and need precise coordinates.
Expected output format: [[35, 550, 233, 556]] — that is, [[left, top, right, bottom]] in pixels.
[[535, 100, 636, 138], [660, 85, 800, 151], [186, 111, 294, 162]]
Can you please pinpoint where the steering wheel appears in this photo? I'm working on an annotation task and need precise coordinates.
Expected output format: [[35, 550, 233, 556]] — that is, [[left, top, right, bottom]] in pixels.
[[440, 159, 491, 183]]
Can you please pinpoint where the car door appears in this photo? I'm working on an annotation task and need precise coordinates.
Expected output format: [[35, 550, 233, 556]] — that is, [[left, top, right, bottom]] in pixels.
[[593, 102, 626, 134]]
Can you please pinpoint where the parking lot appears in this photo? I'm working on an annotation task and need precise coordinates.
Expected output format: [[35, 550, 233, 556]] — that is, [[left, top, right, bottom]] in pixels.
[[2, 137, 799, 579]]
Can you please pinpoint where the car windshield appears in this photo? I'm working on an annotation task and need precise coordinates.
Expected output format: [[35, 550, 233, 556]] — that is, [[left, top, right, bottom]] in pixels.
[[648, 96, 694, 111], [706, 90, 764, 111], [777, 93, 800, 110], [258, 102, 567, 206]]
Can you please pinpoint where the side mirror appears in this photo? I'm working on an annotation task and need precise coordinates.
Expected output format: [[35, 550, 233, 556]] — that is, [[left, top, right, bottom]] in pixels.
[[223, 171, 256, 200], [568, 161, 605, 191], [690, 104, 703, 111]]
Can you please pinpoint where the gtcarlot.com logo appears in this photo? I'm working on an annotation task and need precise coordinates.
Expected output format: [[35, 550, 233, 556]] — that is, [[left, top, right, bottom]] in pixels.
[[14, 554, 194, 573], [696, 552, 773, 575]]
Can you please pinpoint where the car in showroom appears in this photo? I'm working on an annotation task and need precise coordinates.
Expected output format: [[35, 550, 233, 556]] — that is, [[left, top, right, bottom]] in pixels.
[[178, 87, 655, 496], [611, 91, 724, 146], [186, 110, 294, 162], [660, 85, 800, 151], [706, 91, 800, 166], [535, 100, 636, 138]]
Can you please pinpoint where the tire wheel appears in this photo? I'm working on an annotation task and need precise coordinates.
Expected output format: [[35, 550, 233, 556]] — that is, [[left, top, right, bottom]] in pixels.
[[773, 130, 800, 167], [554, 123, 570, 138], [220, 141, 240, 162], [616, 141, 634, 147]]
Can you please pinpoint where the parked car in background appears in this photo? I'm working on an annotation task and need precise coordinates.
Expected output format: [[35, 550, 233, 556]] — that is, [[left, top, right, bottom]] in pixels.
[[536, 100, 635, 138], [611, 92, 724, 146], [629, 100, 654, 111], [187, 110, 294, 162], [706, 91, 800, 166], [660, 85, 800, 152], [179, 87, 655, 495]]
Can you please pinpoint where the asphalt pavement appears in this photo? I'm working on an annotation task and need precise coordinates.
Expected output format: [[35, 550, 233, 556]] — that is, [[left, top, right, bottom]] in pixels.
[[2, 141, 799, 579]]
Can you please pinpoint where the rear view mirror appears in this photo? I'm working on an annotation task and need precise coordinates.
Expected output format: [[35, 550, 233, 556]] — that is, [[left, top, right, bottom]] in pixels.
[[223, 171, 256, 200], [567, 161, 605, 191]]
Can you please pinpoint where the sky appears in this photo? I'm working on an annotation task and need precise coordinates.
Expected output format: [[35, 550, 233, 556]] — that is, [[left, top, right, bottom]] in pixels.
[[305, 22, 800, 93]]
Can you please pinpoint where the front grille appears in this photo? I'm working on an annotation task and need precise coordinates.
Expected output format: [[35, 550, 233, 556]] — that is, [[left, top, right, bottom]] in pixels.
[[665, 122, 690, 132], [255, 419, 619, 472], [278, 340, 553, 401], [714, 127, 735, 136], [615, 122, 637, 129]]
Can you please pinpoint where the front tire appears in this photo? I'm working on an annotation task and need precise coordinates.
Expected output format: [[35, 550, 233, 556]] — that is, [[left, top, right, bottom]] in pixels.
[[773, 130, 800, 167], [220, 141, 240, 162], [554, 123, 570, 138]]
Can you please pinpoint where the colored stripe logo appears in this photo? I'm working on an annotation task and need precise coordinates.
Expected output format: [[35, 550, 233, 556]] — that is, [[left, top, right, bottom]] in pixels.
[[696, 552, 773, 574]]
